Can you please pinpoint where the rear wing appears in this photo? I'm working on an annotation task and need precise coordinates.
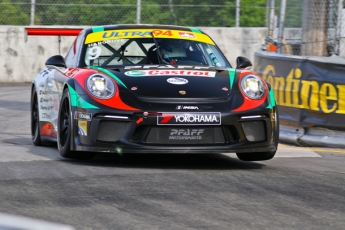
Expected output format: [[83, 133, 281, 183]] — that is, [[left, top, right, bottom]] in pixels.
[[25, 27, 83, 54], [25, 27, 82, 37]]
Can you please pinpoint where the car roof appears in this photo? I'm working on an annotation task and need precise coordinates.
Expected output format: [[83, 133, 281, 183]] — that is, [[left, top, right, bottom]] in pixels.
[[82, 24, 206, 36]]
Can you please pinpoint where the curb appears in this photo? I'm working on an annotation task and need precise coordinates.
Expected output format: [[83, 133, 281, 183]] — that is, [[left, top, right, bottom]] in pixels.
[[279, 125, 345, 148]]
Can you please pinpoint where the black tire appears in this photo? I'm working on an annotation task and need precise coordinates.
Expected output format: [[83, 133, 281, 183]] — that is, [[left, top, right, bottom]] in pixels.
[[31, 89, 43, 146], [236, 151, 276, 161], [57, 89, 95, 159]]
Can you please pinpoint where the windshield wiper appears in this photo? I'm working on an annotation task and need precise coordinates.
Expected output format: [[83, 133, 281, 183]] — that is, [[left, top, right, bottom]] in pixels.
[[150, 32, 163, 64]]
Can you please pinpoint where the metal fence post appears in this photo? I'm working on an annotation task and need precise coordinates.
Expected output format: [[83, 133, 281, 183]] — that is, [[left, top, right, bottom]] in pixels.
[[277, 0, 286, 54], [137, 0, 141, 24], [267, 0, 275, 40], [336, 0, 344, 55], [30, 0, 35, 25], [236, 0, 240, 27]]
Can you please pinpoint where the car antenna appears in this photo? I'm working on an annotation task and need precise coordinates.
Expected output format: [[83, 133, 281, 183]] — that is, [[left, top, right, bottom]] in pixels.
[[150, 32, 163, 64]]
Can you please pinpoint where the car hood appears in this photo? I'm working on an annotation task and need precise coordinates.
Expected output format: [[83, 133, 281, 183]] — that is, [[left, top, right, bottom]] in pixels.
[[106, 66, 235, 98]]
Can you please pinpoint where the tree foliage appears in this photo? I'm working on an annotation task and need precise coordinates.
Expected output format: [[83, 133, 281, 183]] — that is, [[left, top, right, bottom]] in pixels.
[[1, 0, 270, 27], [0, 0, 30, 25]]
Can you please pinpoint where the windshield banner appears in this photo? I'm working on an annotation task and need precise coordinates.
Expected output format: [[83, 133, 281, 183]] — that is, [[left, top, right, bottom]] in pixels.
[[85, 29, 215, 45]]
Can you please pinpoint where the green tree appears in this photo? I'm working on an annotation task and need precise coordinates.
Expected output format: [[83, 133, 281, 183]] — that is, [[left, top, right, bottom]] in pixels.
[[239, 0, 266, 27], [0, 0, 30, 25], [0, 0, 278, 27]]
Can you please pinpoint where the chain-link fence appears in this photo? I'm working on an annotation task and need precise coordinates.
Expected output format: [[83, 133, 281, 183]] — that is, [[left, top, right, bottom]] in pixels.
[[1, 0, 269, 27], [265, 0, 345, 57]]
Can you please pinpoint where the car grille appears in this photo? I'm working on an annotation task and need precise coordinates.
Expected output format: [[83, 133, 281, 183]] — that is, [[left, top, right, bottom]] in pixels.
[[96, 120, 129, 142], [241, 121, 266, 142], [132, 126, 239, 145]]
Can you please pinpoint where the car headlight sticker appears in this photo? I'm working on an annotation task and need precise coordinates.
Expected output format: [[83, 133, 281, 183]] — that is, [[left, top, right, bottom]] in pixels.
[[86, 74, 115, 99], [240, 74, 266, 99]]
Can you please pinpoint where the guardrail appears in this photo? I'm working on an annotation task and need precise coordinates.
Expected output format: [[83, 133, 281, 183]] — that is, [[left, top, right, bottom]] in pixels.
[[254, 50, 345, 148]]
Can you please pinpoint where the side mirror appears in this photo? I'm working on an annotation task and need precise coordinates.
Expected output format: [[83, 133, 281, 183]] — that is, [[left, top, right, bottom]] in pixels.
[[45, 55, 67, 73], [236, 56, 252, 69]]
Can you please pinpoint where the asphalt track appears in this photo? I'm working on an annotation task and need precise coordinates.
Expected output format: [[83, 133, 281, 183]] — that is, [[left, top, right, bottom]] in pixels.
[[0, 85, 345, 230]]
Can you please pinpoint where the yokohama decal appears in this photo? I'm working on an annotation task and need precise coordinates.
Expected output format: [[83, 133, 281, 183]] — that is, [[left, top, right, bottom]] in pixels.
[[158, 112, 221, 125]]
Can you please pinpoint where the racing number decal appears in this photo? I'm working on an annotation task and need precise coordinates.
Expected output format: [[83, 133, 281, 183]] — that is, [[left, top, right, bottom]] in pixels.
[[88, 46, 101, 60], [151, 30, 173, 36]]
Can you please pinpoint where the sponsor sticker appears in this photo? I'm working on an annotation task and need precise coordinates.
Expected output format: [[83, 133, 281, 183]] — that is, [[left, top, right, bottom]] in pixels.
[[85, 29, 215, 45], [176, 105, 199, 110], [42, 113, 52, 119], [124, 70, 216, 77], [157, 112, 221, 125], [124, 65, 212, 70], [78, 120, 88, 136], [40, 105, 53, 110], [74, 111, 92, 121], [178, 32, 196, 39], [169, 128, 204, 140], [167, 78, 188, 85]]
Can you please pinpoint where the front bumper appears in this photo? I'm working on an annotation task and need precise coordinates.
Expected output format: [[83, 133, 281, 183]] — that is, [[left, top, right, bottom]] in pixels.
[[72, 108, 278, 154]]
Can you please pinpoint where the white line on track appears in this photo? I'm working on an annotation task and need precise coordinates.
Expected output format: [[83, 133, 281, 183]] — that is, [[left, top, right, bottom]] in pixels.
[[221, 144, 322, 158]]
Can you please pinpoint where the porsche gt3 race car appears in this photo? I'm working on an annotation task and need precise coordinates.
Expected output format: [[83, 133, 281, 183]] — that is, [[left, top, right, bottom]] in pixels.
[[29, 24, 279, 161]]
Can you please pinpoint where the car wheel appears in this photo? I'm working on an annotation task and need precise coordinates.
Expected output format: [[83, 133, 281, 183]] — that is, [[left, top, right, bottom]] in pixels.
[[31, 89, 42, 146], [236, 151, 276, 161], [57, 89, 95, 159]]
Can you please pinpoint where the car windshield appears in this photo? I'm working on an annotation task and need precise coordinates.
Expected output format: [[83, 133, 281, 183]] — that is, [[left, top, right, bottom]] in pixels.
[[81, 29, 231, 68]]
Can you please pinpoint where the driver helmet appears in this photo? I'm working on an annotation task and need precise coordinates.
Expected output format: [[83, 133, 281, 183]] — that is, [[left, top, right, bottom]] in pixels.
[[159, 43, 187, 64]]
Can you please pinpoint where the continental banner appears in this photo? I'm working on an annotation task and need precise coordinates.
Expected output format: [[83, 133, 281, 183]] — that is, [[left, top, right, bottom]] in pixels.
[[254, 51, 345, 130]]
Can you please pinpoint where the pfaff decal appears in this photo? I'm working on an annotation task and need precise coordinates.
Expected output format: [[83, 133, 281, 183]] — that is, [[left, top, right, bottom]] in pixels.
[[169, 128, 204, 140]]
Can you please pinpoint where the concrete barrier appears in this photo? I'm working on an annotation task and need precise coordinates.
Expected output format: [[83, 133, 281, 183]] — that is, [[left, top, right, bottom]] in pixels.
[[0, 26, 266, 83], [255, 51, 345, 148]]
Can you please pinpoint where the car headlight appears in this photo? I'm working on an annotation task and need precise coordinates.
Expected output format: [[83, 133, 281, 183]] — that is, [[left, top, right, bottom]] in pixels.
[[240, 74, 266, 99], [86, 74, 115, 99]]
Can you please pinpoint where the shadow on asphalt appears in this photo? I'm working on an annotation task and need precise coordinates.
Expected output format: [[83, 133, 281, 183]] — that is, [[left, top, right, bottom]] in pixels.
[[61, 152, 265, 170], [6, 136, 265, 170]]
